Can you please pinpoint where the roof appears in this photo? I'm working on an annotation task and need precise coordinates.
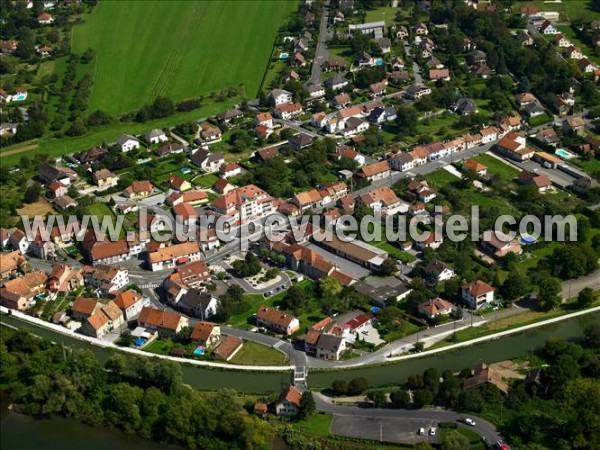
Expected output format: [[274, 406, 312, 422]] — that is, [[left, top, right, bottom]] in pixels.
[[113, 290, 143, 310], [464, 159, 487, 172], [190, 321, 217, 342], [316, 333, 344, 351], [86, 310, 109, 330], [463, 280, 495, 297], [344, 313, 372, 330], [257, 147, 279, 160], [360, 186, 400, 207], [214, 335, 243, 360], [179, 290, 214, 312], [418, 298, 454, 316], [294, 189, 322, 206], [101, 300, 123, 321], [423, 260, 453, 277], [278, 385, 302, 407], [72, 296, 99, 316], [138, 306, 184, 331], [357, 161, 389, 178], [147, 242, 200, 263], [172, 202, 198, 221], [257, 306, 297, 328]]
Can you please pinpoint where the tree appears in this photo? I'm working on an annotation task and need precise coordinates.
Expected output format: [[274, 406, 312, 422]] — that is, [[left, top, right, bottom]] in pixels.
[[282, 285, 307, 312], [538, 276, 562, 311], [319, 276, 343, 298], [380, 257, 397, 276], [501, 268, 528, 301], [441, 430, 470, 450], [298, 391, 315, 419], [584, 322, 600, 348], [66, 119, 87, 136], [413, 389, 434, 408], [578, 288, 596, 308], [367, 390, 386, 407], [331, 379, 347, 396], [24, 183, 40, 203], [347, 377, 369, 395], [389, 389, 410, 408], [396, 105, 419, 135]]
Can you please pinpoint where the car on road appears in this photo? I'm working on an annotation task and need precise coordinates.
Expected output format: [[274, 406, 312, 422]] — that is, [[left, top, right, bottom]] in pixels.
[[429, 427, 436, 436], [463, 418, 476, 426], [418, 428, 425, 435]]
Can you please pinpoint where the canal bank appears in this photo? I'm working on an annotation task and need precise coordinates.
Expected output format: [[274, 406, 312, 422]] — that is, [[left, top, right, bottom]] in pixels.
[[307, 311, 600, 388], [2, 308, 598, 391]]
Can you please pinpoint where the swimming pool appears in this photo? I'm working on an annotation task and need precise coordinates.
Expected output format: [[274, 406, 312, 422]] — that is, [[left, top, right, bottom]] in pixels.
[[555, 148, 575, 159], [375, 58, 384, 66], [279, 52, 289, 59]]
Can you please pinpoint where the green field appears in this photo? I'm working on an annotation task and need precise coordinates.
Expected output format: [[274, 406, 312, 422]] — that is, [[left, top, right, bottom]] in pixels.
[[72, 0, 297, 115], [473, 154, 520, 182], [228, 341, 287, 366], [513, 1, 600, 22]]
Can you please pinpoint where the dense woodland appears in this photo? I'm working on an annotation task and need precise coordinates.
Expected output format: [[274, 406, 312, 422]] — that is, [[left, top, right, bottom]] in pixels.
[[0, 329, 273, 450]]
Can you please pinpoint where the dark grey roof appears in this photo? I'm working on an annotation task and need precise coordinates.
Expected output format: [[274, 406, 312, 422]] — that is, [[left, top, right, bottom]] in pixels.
[[179, 289, 214, 312], [353, 280, 410, 307], [452, 98, 477, 115], [116, 134, 139, 146], [218, 108, 243, 121], [37, 163, 76, 183], [288, 133, 314, 149], [191, 148, 224, 165], [423, 260, 453, 278], [324, 76, 349, 88], [316, 333, 344, 351]]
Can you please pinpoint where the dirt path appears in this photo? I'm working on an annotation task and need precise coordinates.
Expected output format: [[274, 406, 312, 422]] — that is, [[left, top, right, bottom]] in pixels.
[[1, 143, 39, 157]]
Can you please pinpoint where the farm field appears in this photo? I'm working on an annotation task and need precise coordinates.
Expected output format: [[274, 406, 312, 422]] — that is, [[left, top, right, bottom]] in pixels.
[[72, 0, 298, 115]]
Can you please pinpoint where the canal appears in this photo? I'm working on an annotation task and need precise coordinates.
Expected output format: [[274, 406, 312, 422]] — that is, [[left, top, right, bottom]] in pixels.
[[308, 312, 600, 388], [2, 311, 598, 392]]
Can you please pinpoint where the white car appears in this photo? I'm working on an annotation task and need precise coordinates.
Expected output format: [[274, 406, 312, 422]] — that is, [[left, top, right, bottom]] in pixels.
[[429, 427, 436, 436], [464, 418, 476, 426], [418, 428, 425, 435]]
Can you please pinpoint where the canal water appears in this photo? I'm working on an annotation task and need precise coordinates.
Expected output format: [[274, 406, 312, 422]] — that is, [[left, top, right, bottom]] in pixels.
[[309, 312, 600, 388]]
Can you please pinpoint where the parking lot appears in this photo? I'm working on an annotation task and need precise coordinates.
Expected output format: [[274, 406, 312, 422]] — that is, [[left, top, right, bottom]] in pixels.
[[330, 414, 439, 445]]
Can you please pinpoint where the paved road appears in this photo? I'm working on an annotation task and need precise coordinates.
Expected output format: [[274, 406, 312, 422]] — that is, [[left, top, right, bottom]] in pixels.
[[314, 392, 502, 445], [308, 0, 330, 84]]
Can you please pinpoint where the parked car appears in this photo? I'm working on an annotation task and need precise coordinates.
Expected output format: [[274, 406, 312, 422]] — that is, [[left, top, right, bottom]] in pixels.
[[418, 428, 425, 435], [429, 427, 436, 436]]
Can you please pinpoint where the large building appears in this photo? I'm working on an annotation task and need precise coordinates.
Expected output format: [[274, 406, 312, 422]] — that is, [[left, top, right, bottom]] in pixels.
[[209, 184, 275, 224]]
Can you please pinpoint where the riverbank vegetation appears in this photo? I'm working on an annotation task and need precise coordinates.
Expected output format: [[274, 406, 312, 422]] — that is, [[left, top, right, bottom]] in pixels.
[[329, 325, 600, 450], [0, 328, 273, 449]]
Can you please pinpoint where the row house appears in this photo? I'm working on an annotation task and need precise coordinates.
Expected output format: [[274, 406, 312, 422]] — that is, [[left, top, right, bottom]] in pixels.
[[355, 160, 390, 183], [162, 259, 211, 303], [46, 263, 83, 297], [81, 300, 125, 339], [138, 306, 189, 339], [82, 264, 129, 294], [113, 289, 151, 321], [147, 241, 202, 271], [0, 270, 47, 311]]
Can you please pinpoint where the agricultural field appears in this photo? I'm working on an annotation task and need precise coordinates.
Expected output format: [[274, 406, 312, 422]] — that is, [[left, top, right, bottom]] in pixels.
[[513, 1, 600, 22], [71, 0, 298, 115]]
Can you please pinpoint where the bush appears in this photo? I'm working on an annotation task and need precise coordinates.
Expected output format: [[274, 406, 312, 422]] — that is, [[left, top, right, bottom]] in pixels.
[[347, 377, 369, 395]]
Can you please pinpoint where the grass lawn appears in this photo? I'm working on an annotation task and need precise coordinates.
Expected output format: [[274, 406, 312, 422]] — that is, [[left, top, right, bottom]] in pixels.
[[294, 413, 333, 436], [0, 99, 240, 166], [513, 1, 600, 22], [528, 113, 552, 127], [193, 173, 219, 188], [364, 7, 399, 26], [473, 154, 520, 182], [228, 341, 287, 366], [84, 202, 114, 218], [556, 25, 600, 65], [574, 157, 600, 175], [72, 0, 297, 115], [374, 241, 417, 263], [425, 169, 460, 188]]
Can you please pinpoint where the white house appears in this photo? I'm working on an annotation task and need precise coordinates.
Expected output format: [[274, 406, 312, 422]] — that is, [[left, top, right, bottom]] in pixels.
[[269, 89, 293, 106], [116, 134, 141, 152], [462, 280, 495, 309], [113, 289, 151, 321], [275, 386, 302, 416], [145, 129, 168, 144]]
